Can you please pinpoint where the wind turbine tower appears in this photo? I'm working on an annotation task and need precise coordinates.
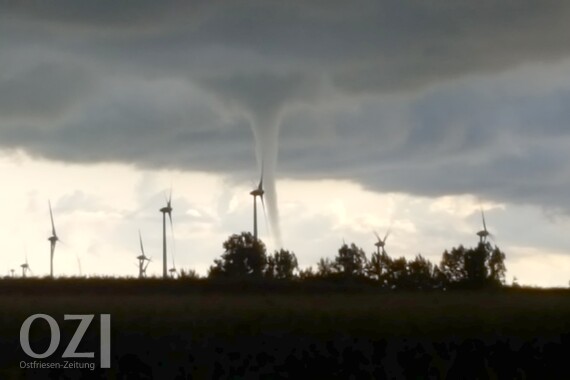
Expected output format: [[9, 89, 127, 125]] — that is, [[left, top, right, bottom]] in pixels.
[[159, 190, 173, 279], [48, 201, 60, 279], [250, 172, 265, 241]]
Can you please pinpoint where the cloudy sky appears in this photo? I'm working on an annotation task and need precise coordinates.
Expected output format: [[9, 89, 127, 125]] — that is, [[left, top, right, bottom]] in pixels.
[[1, 1, 570, 286]]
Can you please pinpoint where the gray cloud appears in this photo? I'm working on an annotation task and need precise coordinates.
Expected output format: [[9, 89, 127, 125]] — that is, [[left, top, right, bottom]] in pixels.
[[1, 1, 570, 214], [0, 62, 94, 119]]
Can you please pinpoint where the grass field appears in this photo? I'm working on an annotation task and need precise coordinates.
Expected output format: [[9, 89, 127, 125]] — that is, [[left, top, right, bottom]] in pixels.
[[0, 280, 569, 378]]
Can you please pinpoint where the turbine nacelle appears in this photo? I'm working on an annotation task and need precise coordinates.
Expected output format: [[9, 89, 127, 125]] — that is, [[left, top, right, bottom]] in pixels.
[[250, 177, 264, 197], [159, 205, 173, 214], [250, 188, 264, 197], [374, 241, 385, 248], [476, 207, 493, 243], [373, 229, 390, 253], [476, 230, 490, 238], [160, 188, 173, 214]]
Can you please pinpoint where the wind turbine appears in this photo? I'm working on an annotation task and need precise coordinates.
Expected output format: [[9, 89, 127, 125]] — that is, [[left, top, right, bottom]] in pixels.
[[476, 207, 493, 244], [137, 230, 151, 278], [374, 229, 391, 255], [21, 254, 31, 278], [48, 201, 60, 278], [159, 189, 173, 279], [250, 169, 265, 241]]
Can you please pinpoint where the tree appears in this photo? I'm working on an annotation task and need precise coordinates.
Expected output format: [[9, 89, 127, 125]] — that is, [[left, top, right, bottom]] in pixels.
[[299, 266, 315, 280], [334, 243, 368, 278], [487, 245, 506, 286], [432, 265, 446, 289], [407, 254, 436, 289], [316, 257, 335, 277], [367, 250, 392, 287], [265, 249, 299, 279], [388, 257, 408, 289], [208, 232, 267, 278], [464, 243, 489, 288], [439, 243, 507, 289], [178, 268, 201, 279], [439, 246, 467, 285]]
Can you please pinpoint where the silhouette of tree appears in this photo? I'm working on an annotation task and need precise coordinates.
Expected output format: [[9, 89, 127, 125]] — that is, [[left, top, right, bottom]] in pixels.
[[439, 246, 467, 285], [208, 232, 267, 278], [265, 249, 299, 279], [407, 254, 436, 289], [488, 245, 507, 286], [432, 265, 446, 289], [439, 243, 507, 289], [334, 243, 368, 278], [316, 257, 335, 277], [178, 268, 201, 279], [464, 243, 489, 288], [388, 257, 408, 289], [367, 250, 392, 287], [298, 266, 315, 280]]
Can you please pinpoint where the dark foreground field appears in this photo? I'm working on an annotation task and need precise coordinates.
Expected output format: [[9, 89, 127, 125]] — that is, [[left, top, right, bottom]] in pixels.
[[0, 280, 569, 379]]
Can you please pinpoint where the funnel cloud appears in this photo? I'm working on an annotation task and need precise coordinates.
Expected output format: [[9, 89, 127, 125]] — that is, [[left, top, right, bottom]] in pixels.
[[200, 72, 321, 246]]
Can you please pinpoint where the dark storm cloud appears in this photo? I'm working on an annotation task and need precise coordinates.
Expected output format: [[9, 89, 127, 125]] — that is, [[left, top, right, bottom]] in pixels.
[[0, 63, 94, 119], [2, 1, 570, 211]]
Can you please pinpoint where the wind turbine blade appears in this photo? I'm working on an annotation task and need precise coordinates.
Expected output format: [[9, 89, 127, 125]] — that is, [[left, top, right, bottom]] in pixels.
[[481, 208, 487, 232], [260, 195, 269, 233], [144, 257, 151, 271], [139, 230, 145, 256], [49, 201, 56, 236], [259, 159, 264, 189], [383, 229, 391, 243], [373, 231, 381, 241]]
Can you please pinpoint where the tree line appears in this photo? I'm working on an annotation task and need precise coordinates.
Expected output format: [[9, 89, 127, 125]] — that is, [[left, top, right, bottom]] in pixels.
[[205, 232, 507, 290]]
